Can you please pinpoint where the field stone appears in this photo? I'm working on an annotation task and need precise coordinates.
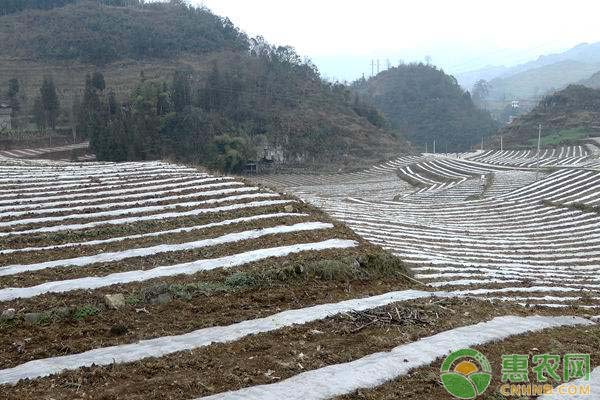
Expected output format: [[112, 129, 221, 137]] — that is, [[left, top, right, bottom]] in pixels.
[[1, 308, 16, 320], [104, 294, 126, 309], [110, 324, 129, 336], [284, 204, 294, 212]]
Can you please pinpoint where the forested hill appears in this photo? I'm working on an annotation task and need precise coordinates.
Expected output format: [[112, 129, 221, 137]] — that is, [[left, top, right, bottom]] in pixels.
[[352, 64, 499, 152], [0, 0, 247, 63], [0, 0, 410, 169], [495, 85, 600, 147]]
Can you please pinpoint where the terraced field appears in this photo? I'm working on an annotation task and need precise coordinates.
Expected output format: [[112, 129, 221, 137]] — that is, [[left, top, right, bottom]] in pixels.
[[258, 146, 600, 308], [0, 142, 91, 160], [0, 150, 598, 399], [252, 145, 600, 398]]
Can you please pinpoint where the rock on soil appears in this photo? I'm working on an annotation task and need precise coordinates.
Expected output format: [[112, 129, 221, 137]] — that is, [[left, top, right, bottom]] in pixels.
[[24, 312, 43, 324], [1, 308, 15, 320], [104, 294, 126, 309]]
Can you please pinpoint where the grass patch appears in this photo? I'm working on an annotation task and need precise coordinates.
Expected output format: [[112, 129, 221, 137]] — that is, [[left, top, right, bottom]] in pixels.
[[72, 305, 100, 321], [138, 250, 413, 298], [6, 250, 413, 326], [528, 127, 588, 147]]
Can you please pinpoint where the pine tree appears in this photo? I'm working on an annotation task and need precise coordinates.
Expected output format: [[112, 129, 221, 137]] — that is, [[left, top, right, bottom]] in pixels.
[[39, 76, 60, 129], [7, 78, 20, 113], [32, 97, 46, 130], [91, 71, 106, 92], [203, 62, 223, 111], [172, 70, 191, 113]]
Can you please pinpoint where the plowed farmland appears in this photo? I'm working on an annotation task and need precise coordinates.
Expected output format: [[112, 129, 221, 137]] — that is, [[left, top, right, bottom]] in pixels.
[[0, 149, 598, 400]]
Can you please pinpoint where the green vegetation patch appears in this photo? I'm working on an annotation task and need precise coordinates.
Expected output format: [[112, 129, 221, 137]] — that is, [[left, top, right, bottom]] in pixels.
[[528, 127, 588, 147]]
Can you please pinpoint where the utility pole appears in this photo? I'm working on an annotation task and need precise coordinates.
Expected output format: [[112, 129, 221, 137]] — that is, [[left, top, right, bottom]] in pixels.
[[377, 59, 380, 74], [425, 143, 428, 153], [537, 123, 542, 154], [433, 140, 436, 154], [500, 136, 503, 151], [371, 60, 374, 77], [536, 123, 542, 180]]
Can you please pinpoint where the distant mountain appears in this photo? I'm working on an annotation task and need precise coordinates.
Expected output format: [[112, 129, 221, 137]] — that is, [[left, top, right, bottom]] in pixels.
[[352, 63, 498, 152], [455, 65, 511, 91], [456, 42, 600, 101], [487, 60, 600, 102]]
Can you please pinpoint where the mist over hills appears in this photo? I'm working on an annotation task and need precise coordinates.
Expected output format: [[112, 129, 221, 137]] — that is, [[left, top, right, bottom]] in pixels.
[[456, 42, 600, 89], [456, 42, 600, 115]]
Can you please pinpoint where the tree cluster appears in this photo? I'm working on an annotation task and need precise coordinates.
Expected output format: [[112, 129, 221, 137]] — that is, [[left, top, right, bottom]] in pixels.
[[80, 42, 398, 171], [6, 79, 20, 114], [78, 70, 256, 171], [32, 77, 60, 131]]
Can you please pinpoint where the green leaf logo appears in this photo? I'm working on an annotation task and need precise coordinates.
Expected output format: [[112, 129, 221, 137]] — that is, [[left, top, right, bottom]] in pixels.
[[441, 349, 492, 399]]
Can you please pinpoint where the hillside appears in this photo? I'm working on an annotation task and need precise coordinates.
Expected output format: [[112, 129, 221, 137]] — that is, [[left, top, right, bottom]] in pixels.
[[495, 85, 600, 147], [0, 0, 410, 169], [352, 63, 498, 152], [580, 69, 600, 89], [0, 0, 248, 103]]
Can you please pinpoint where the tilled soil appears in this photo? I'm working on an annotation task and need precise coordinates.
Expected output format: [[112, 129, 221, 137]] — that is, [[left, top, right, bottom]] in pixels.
[[0, 225, 356, 287], [0, 195, 290, 233], [2, 298, 594, 400], [0, 189, 265, 223], [0, 246, 411, 368], [1, 179, 242, 207], [0, 214, 313, 266], [0, 203, 306, 248]]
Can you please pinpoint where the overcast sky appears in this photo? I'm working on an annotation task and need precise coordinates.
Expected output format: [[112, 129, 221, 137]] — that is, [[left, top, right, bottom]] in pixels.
[[195, 0, 600, 81]]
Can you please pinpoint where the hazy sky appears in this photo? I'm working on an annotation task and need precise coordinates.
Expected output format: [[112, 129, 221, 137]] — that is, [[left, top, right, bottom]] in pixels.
[[195, 0, 600, 81]]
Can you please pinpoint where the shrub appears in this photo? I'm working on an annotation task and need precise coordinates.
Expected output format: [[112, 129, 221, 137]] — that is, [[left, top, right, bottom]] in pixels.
[[73, 305, 100, 320], [207, 134, 255, 173]]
